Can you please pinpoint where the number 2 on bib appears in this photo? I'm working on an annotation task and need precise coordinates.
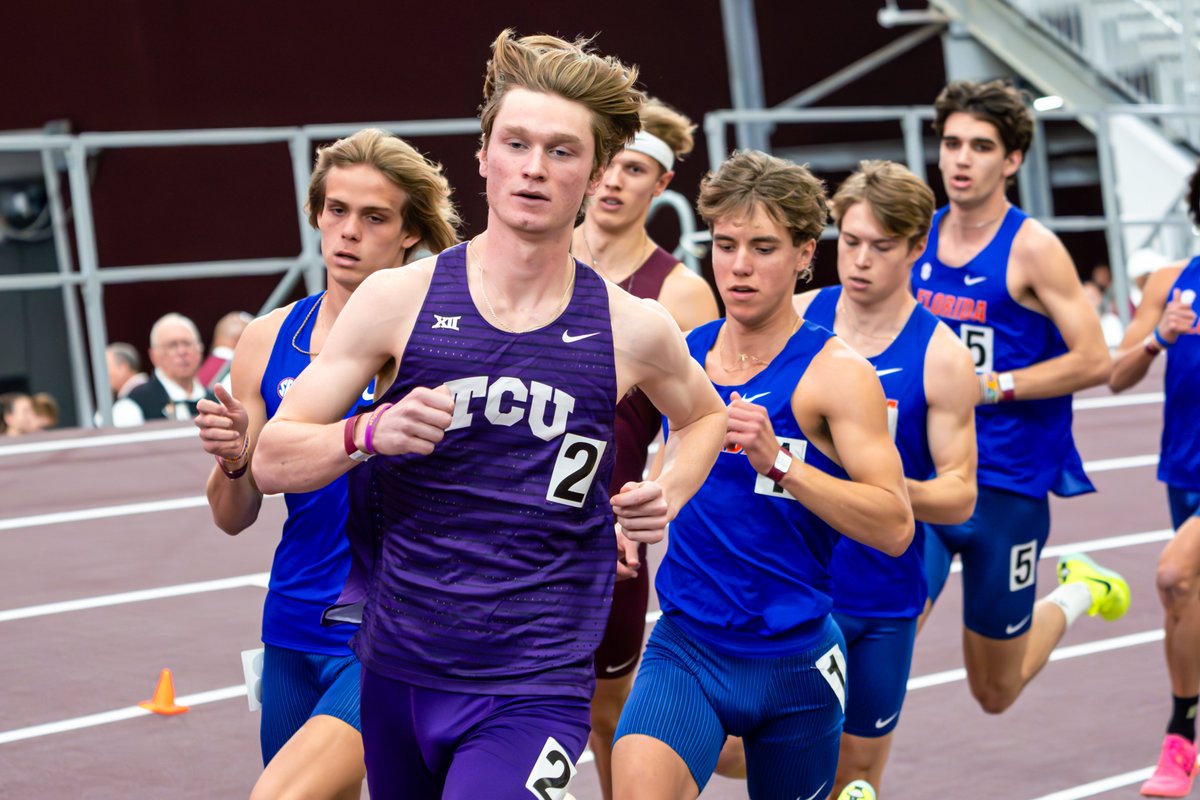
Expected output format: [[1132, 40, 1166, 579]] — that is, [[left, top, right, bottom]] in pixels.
[[547, 434, 607, 508]]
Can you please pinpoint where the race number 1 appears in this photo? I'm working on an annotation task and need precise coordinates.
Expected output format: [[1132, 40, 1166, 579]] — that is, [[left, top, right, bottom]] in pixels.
[[754, 437, 806, 501], [815, 643, 847, 712], [960, 323, 995, 374]]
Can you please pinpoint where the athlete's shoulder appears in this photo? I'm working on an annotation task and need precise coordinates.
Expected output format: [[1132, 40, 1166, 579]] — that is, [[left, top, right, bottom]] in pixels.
[[1011, 213, 1068, 262], [238, 307, 290, 365], [792, 287, 821, 317]]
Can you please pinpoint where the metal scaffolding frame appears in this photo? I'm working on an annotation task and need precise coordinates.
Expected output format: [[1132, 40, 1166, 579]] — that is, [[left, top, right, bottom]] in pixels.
[[703, 103, 1200, 328], [0, 120, 701, 428]]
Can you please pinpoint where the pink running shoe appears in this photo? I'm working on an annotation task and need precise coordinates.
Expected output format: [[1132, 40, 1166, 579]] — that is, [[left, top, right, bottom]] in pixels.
[[1141, 734, 1198, 798]]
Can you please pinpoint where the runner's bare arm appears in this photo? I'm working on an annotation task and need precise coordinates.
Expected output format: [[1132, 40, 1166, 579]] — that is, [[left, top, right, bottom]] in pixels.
[[610, 293, 726, 544], [198, 312, 279, 534], [254, 267, 430, 494], [1005, 222, 1111, 398], [909, 324, 977, 525], [771, 342, 912, 555], [1110, 265, 1186, 392]]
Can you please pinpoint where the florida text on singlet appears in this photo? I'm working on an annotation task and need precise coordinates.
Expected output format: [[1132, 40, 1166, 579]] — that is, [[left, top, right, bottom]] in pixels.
[[912, 205, 1092, 498], [657, 318, 849, 657], [804, 286, 937, 618], [346, 243, 618, 699]]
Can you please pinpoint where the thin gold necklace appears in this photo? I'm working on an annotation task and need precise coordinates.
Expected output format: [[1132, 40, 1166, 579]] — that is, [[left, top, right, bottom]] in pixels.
[[582, 227, 651, 294], [837, 300, 899, 343], [950, 203, 1009, 230], [719, 316, 801, 373], [471, 239, 576, 334], [291, 292, 325, 357]]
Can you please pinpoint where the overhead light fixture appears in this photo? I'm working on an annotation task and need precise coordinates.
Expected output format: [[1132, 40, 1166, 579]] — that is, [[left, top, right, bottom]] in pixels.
[[1033, 95, 1064, 111]]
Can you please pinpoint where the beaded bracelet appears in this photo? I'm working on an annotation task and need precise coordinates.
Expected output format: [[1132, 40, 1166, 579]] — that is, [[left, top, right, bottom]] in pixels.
[[216, 436, 250, 480]]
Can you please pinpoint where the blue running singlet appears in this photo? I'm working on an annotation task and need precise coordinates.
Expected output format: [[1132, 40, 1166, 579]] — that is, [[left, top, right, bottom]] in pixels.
[[912, 205, 1093, 499], [1159, 255, 1200, 491], [657, 318, 850, 657], [805, 287, 936, 618], [260, 293, 372, 655]]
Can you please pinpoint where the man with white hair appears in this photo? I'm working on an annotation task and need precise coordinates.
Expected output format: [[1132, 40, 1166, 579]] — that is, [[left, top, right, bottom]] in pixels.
[[112, 312, 211, 426]]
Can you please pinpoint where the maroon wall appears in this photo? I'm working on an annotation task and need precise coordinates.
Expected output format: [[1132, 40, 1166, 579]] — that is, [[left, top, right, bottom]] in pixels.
[[4, 1, 949, 352]]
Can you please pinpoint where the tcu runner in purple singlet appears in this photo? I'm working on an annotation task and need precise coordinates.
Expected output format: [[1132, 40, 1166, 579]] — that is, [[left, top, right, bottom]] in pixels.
[[254, 30, 726, 800], [572, 96, 719, 800], [1110, 161, 1200, 798]]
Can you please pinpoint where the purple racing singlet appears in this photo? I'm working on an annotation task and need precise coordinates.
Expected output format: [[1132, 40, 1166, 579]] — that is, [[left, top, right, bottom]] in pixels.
[[349, 242, 618, 700]]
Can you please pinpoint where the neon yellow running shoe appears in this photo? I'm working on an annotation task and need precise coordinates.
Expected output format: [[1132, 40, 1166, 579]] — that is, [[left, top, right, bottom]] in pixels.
[[837, 780, 877, 800], [1057, 552, 1131, 621]]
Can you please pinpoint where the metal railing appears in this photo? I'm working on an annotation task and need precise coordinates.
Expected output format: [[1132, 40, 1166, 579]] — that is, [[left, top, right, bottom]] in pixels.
[[703, 103, 1200, 330], [0, 120, 700, 428]]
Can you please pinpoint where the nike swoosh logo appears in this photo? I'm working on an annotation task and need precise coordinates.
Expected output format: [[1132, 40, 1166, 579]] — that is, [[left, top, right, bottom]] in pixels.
[[562, 330, 600, 343], [740, 391, 771, 404], [875, 367, 903, 377], [963, 275, 987, 286], [874, 711, 900, 729], [603, 653, 639, 674], [797, 781, 827, 800], [1005, 613, 1032, 635], [1088, 577, 1113, 593]]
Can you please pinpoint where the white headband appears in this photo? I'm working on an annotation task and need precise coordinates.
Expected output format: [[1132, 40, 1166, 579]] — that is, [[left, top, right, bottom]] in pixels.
[[625, 131, 675, 172]]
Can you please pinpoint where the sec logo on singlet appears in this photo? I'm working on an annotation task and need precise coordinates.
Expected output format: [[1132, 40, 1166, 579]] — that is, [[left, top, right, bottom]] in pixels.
[[919, 262, 932, 281], [277, 378, 295, 399]]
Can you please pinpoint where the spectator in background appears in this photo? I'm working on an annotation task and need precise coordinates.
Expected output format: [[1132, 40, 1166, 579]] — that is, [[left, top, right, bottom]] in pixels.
[[32, 392, 59, 430], [105, 342, 149, 399], [1, 392, 38, 436], [198, 310, 253, 388], [112, 313, 211, 427]]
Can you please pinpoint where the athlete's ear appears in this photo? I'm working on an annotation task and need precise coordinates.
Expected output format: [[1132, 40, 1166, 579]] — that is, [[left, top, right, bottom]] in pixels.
[[478, 139, 489, 179], [906, 236, 928, 267], [653, 169, 675, 197], [795, 238, 817, 275], [586, 162, 606, 197], [1003, 148, 1023, 179]]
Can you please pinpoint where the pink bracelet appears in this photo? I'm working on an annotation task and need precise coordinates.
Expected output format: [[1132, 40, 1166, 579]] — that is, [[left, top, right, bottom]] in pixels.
[[363, 403, 394, 455]]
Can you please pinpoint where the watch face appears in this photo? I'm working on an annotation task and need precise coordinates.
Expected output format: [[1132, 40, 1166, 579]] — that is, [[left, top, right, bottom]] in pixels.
[[774, 449, 793, 471], [349, 450, 374, 463]]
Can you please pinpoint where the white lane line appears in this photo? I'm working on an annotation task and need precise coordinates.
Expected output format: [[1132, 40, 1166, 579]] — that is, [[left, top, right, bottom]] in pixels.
[[1073, 392, 1162, 411], [0, 492, 282, 533], [1027, 766, 1154, 799], [0, 426, 198, 458], [0, 684, 246, 745], [0, 496, 210, 532], [0, 573, 271, 622], [0, 628, 1166, 747], [1084, 454, 1158, 472]]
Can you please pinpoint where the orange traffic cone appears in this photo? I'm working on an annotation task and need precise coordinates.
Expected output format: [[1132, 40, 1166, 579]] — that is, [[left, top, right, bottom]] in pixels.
[[138, 668, 189, 715]]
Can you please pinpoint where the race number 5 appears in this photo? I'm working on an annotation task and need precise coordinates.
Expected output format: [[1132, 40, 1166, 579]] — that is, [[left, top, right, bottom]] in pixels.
[[754, 436, 807, 501], [525, 737, 577, 800], [547, 434, 607, 508], [1009, 539, 1038, 592], [960, 323, 994, 374]]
